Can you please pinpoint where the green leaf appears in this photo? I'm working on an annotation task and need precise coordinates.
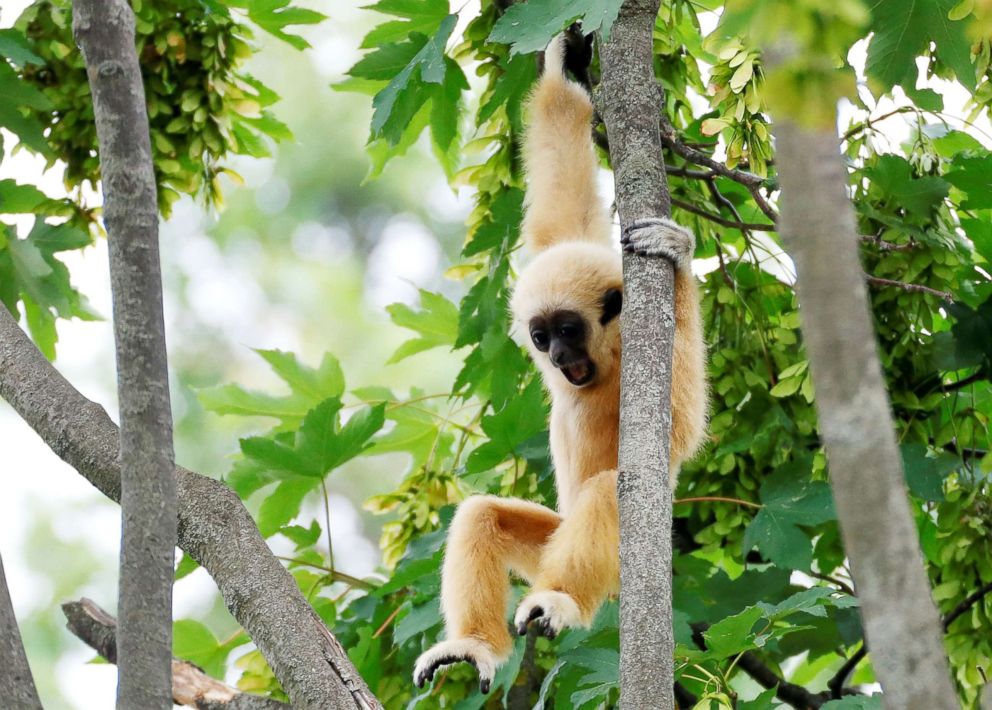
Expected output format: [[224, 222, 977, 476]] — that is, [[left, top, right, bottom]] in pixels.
[[369, 14, 458, 144], [0, 180, 50, 214], [279, 520, 321, 549], [866, 156, 949, 219], [256, 349, 345, 400], [0, 29, 44, 65], [702, 606, 763, 658], [466, 378, 547, 472], [360, 0, 450, 48], [257, 478, 319, 536], [174, 553, 199, 581], [227, 0, 327, 50], [393, 599, 442, 646], [945, 156, 992, 210], [866, 0, 975, 91], [901, 443, 958, 500], [489, 0, 623, 55], [173, 619, 249, 679], [386, 289, 459, 363], [739, 687, 778, 709], [743, 507, 814, 571]]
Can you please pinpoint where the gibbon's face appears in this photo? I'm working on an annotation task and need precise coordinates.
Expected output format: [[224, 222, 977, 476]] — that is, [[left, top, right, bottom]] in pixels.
[[527, 289, 621, 387], [511, 242, 623, 390]]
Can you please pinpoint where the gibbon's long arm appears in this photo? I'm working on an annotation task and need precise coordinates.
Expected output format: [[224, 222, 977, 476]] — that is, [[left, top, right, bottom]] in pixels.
[[520, 37, 612, 252]]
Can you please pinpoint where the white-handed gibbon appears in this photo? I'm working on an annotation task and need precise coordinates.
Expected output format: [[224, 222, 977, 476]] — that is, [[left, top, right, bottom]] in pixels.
[[413, 35, 708, 694]]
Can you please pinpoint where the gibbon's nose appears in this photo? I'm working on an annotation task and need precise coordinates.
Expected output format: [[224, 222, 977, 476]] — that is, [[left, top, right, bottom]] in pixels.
[[549, 342, 573, 368]]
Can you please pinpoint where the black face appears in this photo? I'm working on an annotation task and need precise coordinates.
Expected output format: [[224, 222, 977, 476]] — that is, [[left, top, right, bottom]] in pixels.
[[529, 309, 596, 386]]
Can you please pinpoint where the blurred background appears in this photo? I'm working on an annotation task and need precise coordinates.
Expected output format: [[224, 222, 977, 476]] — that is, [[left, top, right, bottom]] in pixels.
[[0, 1, 472, 706]]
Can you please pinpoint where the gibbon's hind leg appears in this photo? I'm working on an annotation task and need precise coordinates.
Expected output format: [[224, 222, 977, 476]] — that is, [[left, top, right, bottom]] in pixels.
[[514, 470, 619, 638], [413, 495, 559, 693]]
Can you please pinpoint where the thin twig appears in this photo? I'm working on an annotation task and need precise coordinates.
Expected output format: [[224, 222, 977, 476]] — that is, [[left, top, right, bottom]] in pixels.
[[372, 605, 404, 639], [659, 114, 764, 187], [672, 197, 776, 232], [674, 496, 762, 509], [807, 570, 856, 598], [864, 275, 953, 301], [274, 557, 379, 591]]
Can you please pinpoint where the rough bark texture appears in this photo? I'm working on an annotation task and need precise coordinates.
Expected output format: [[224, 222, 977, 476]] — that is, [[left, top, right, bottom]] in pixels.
[[71, 1, 177, 706], [63, 598, 289, 710], [775, 120, 958, 708], [0, 307, 382, 710], [0, 552, 42, 710], [598, 1, 675, 707]]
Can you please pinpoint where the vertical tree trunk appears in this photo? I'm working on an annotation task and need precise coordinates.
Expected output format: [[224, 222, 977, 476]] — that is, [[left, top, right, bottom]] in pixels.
[[774, 119, 958, 709], [71, 2, 177, 707], [0, 552, 42, 710], [598, 2, 676, 707]]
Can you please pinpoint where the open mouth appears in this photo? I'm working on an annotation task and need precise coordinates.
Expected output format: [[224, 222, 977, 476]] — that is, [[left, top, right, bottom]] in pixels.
[[560, 359, 596, 387]]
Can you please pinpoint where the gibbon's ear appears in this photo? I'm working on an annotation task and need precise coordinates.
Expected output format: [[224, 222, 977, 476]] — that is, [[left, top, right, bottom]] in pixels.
[[600, 288, 622, 325]]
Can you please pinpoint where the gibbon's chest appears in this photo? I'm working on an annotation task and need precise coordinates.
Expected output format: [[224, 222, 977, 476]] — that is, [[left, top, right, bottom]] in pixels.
[[548, 390, 619, 516]]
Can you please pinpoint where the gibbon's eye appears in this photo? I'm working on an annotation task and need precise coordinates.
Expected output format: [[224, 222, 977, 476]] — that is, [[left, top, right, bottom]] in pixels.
[[559, 323, 580, 339], [531, 329, 549, 350]]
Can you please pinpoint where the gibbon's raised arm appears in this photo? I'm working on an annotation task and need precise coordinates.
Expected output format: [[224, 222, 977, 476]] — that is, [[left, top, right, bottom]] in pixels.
[[521, 37, 612, 252]]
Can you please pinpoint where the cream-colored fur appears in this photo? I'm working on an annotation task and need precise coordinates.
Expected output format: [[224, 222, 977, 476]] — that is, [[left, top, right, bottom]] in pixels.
[[413, 35, 708, 692]]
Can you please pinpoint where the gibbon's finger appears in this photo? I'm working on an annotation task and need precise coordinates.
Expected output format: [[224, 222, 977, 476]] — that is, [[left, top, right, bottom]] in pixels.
[[517, 605, 545, 636], [414, 653, 474, 688]]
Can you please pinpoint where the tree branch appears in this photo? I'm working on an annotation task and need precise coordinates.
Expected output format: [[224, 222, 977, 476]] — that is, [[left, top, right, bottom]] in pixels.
[[598, 1, 676, 707], [0, 307, 381, 710], [62, 598, 289, 710], [864, 275, 952, 301], [737, 651, 832, 708], [71, 2, 177, 705], [943, 580, 992, 631], [827, 644, 867, 700], [671, 197, 776, 232], [0, 551, 42, 709], [773, 111, 959, 706]]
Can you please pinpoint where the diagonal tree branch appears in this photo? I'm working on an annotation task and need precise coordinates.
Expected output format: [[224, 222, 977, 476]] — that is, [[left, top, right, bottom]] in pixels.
[[71, 2, 176, 705], [0, 551, 42, 710], [62, 598, 289, 710], [598, 1, 676, 707], [773, 114, 959, 707], [0, 306, 382, 710]]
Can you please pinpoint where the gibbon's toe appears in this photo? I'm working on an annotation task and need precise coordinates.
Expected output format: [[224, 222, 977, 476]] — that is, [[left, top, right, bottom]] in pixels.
[[412, 638, 498, 694], [514, 590, 583, 638], [621, 217, 695, 269]]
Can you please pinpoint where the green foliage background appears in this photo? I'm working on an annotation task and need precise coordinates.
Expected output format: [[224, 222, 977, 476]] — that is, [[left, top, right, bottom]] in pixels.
[[2, 0, 992, 708]]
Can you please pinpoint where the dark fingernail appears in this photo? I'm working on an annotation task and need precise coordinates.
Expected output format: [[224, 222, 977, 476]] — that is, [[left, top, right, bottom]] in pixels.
[[517, 622, 528, 636], [481, 679, 491, 694]]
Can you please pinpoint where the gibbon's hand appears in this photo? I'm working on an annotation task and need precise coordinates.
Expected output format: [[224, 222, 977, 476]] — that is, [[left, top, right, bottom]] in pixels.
[[620, 217, 695, 270], [514, 590, 583, 639], [413, 639, 498, 694]]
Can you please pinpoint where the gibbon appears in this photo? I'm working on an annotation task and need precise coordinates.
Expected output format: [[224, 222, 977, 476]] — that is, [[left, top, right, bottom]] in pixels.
[[413, 35, 708, 694]]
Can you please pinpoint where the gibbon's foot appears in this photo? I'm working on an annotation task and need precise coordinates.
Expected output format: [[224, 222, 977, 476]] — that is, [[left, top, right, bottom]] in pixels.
[[413, 638, 499, 694], [620, 217, 695, 270], [514, 590, 583, 639]]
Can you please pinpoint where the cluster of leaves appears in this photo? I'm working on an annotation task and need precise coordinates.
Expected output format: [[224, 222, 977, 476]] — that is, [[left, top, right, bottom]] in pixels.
[[12, 0, 992, 707], [0, 0, 320, 356]]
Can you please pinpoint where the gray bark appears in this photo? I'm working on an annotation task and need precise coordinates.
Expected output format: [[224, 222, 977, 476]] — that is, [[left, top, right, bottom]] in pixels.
[[71, 1, 176, 706], [774, 120, 959, 708], [0, 551, 42, 710], [598, 1, 676, 707], [62, 598, 289, 710], [0, 307, 382, 710]]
